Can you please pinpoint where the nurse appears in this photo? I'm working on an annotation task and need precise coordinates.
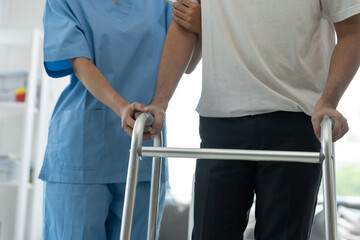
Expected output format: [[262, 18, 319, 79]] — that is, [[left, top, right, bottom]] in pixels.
[[39, 0, 201, 239]]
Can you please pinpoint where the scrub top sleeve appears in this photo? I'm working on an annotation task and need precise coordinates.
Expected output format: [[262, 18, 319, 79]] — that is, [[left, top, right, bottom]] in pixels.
[[165, 2, 173, 31], [43, 0, 93, 78]]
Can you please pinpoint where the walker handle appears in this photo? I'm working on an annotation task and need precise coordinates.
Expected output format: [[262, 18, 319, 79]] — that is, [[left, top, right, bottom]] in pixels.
[[144, 113, 154, 126]]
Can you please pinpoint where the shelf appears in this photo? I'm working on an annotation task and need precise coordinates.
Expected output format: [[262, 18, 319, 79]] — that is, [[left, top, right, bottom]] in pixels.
[[0, 102, 38, 113], [0, 101, 26, 110], [0, 29, 32, 46], [0, 181, 33, 189]]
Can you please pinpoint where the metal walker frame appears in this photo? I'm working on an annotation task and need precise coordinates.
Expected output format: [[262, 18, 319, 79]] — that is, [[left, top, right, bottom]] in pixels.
[[120, 113, 338, 240]]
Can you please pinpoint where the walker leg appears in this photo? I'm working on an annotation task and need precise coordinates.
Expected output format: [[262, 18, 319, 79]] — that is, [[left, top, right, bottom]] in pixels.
[[321, 116, 338, 240], [147, 133, 163, 240], [120, 113, 153, 240]]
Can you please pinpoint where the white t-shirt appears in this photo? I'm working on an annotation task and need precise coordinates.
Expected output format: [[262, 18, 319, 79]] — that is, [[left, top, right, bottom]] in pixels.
[[196, 0, 360, 117]]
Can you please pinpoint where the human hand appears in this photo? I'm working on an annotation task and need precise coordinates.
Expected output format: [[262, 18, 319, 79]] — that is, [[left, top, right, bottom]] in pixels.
[[143, 104, 166, 137], [311, 101, 349, 142], [173, 0, 201, 34], [119, 102, 154, 141]]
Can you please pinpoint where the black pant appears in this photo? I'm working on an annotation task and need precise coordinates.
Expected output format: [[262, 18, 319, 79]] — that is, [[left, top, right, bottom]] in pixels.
[[192, 112, 322, 240]]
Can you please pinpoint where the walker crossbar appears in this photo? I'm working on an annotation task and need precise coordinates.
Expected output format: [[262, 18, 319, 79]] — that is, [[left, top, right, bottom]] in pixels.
[[141, 147, 323, 163], [120, 113, 337, 240]]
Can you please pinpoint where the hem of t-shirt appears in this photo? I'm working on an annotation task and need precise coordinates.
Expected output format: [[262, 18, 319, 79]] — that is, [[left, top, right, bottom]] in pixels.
[[196, 109, 273, 118], [328, 4, 360, 23], [196, 109, 310, 118]]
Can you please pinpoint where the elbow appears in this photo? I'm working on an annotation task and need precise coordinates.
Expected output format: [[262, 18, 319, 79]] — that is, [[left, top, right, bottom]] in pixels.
[[185, 68, 193, 75], [69, 57, 94, 79]]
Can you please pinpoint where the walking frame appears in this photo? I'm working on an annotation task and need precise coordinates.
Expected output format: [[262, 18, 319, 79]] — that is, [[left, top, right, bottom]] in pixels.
[[120, 113, 338, 240]]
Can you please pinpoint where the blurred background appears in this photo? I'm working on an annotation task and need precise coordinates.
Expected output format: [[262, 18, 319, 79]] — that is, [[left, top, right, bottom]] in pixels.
[[0, 1, 360, 240]]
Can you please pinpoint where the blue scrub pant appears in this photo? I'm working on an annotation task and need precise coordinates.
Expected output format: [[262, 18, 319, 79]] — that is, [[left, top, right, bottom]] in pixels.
[[193, 111, 322, 240], [43, 181, 166, 240]]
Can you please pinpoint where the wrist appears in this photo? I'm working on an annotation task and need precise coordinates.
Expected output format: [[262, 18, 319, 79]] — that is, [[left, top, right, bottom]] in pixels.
[[316, 95, 337, 109], [111, 93, 129, 117], [150, 97, 169, 111]]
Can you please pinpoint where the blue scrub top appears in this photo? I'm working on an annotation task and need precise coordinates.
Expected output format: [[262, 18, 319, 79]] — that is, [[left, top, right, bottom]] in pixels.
[[39, 0, 172, 183]]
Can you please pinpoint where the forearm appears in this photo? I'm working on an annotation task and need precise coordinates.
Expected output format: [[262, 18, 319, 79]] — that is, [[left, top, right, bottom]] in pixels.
[[151, 19, 198, 109], [319, 26, 360, 107], [312, 20, 360, 141], [70, 57, 128, 115]]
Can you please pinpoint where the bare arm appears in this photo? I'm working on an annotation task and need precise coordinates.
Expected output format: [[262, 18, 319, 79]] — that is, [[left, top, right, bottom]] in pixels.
[[172, 0, 202, 74], [186, 34, 202, 74], [69, 57, 153, 140], [144, 19, 198, 135], [312, 13, 360, 141]]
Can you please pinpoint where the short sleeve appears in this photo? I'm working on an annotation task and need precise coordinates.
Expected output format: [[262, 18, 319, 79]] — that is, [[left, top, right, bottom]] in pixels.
[[165, 2, 173, 31], [43, 0, 93, 78], [321, 0, 360, 23]]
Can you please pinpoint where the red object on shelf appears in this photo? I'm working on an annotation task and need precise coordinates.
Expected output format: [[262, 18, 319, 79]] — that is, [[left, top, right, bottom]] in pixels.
[[15, 88, 26, 102], [16, 94, 25, 102]]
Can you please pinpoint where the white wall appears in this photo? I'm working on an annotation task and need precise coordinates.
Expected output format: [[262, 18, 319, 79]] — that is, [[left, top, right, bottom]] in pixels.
[[1, 0, 44, 29], [0, 0, 45, 72]]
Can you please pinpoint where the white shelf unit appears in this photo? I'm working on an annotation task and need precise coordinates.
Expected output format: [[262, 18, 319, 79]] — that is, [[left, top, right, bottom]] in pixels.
[[0, 102, 26, 110], [0, 28, 43, 240], [0, 102, 38, 113], [0, 182, 33, 189]]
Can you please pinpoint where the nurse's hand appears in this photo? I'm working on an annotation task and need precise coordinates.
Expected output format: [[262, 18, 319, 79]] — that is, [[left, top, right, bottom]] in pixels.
[[120, 102, 154, 141], [173, 0, 201, 35]]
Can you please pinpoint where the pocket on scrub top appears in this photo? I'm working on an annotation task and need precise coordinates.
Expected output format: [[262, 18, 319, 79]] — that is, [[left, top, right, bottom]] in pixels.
[[57, 110, 105, 170]]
